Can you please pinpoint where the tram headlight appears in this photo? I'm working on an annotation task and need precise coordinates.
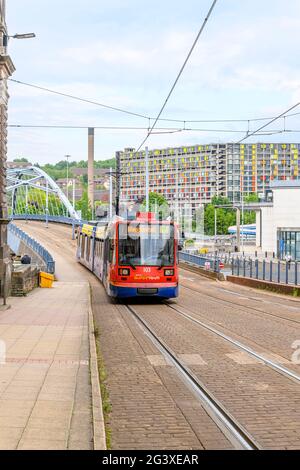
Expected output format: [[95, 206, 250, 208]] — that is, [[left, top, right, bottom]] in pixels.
[[119, 268, 130, 276], [164, 269, 174, 276]]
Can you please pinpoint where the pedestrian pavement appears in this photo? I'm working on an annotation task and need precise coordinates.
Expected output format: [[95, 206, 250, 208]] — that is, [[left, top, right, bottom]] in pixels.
[[0, 281, 95, 450]]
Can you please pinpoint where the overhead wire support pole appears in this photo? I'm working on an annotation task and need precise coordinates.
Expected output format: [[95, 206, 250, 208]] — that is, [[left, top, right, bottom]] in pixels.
[[136, 0, 219, 151], [145, 147, 150, 213], [115, 151, 121, 216], [109, 167, 113, 220]]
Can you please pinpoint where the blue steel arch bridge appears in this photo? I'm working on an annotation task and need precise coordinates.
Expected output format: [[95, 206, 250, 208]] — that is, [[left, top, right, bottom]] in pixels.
[[7, 166, 80, 224]]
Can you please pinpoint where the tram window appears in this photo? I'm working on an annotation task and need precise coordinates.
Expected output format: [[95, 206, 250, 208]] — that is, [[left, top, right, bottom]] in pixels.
[[96, 240, 101, 257], [86, 237, 90, 261], [81, 235, 85, 258], [109, 239, 114, 263]]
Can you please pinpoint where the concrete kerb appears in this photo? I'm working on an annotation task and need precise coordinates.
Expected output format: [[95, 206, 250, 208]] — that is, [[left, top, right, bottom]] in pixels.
[[88, 284, 106, 450]]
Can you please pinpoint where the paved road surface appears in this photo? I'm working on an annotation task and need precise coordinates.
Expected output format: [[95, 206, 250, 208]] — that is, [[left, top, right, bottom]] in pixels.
[[14, 221, 300, 450]]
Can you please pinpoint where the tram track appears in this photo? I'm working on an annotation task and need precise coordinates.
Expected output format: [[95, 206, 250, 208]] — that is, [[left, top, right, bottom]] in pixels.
[[180, 281, 300, 327], [163, 302, 300, 385], [124, 303, 260, 450]]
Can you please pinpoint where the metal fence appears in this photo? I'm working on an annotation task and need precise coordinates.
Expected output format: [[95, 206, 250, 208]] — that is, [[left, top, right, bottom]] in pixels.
[[231, 257, 299, 286], [9, 223, 55, 274], [179, 251, 222, 273], [10, 214, 86, 226]]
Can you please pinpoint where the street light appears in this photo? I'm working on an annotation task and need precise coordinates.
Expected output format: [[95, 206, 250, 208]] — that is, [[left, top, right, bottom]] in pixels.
[[3, 33, 36, 47]]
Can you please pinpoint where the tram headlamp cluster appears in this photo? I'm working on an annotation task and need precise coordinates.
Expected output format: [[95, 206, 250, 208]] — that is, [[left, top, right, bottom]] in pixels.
[[164, 269, 174, 276], [119, 268, 130, 276]]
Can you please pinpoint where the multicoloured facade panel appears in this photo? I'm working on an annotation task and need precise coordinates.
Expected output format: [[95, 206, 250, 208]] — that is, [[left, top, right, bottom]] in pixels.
[[119, 143, 300, 208], [226, 143, 300, 201]]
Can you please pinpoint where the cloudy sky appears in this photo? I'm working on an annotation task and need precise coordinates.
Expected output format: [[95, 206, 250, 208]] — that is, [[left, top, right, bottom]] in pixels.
[[7, 0, 300, 164]]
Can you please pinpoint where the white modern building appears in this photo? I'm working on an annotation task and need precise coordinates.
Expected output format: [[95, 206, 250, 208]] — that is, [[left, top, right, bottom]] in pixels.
[[256, 181, 300, 260]]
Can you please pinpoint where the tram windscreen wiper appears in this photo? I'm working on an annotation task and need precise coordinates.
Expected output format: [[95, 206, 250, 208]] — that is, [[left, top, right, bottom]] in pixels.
[[158, 259, 167, 271], [125, 257, 137, 271]]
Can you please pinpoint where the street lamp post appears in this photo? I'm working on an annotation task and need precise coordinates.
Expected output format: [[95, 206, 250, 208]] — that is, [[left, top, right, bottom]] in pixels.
[[65, 154, 71, 201], [0, 2, 35, 300], [0, 3, 15, 301]]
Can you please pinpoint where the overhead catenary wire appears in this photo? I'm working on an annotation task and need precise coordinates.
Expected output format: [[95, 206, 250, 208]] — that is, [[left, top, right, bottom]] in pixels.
[[238, 101, 300, 143], [9, 124, 300, 135], [136, 0, 219, 151], [8, 78, 150, 121], [9, 78, 300, 126]]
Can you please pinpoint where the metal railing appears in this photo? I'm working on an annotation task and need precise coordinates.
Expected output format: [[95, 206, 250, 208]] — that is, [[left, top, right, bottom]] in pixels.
[[11, 214, 87, 226], [9, 223, 55, 274], [179, 251, 222, 273], [231, 257, 299, 286]]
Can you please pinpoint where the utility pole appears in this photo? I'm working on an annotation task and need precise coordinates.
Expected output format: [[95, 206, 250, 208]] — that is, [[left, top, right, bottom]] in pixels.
[[72, 179, 76, 210], [115, 151, 121, 216], [214, 208, 217, 239], [241, 186, 244, 254], [236, 207, 241, 252], [0, 1, 15, 299], [109, 168, 113, 220], [145, 147, 149, 212], [88, 128, 95, 220]]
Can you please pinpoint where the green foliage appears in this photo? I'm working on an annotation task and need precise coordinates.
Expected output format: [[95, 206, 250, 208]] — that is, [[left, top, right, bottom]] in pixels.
[[14, 188, 65, 216], [148, 192, 168, 208], [13, 157, 29, 163], [75, 187, 92, 220], [141, 192, 169, 218], [244, 193, 259, 203], [39, 158, 116, 181], [204, 195, 257, 236], [94, 158, 116, 169]]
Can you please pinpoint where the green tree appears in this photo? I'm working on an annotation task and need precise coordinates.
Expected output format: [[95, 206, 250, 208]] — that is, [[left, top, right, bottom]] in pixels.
[[244, 193, 259, 203], [13, 157, 29, 163], [75, 188, 92, 221], [141, 192, 169, 219], [204, 196, 236, 236]]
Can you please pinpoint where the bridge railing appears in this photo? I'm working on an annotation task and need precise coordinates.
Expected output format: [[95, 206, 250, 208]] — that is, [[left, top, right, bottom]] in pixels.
[[10, 214, 87, 226], [179, 251, 221, 273], [9, 223, 55, 275]]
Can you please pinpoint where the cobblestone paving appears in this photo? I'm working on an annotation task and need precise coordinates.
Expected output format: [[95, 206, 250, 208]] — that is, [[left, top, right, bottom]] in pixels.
[[133, 301, 300, 449], [15, 222, 300, 450], [16, 223, 233, 450], [179, 269, 300, 366], [91, 282, 233, 450]]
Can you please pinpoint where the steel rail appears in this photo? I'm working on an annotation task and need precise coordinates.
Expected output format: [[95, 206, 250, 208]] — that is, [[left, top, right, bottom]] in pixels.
[[165, 302, 300, 384], [125, 304, 260, 451], [179, 279, 300, 327]]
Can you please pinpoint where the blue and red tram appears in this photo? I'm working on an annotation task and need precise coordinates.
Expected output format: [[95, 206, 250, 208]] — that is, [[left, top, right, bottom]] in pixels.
[[76, 212, 179, 299]]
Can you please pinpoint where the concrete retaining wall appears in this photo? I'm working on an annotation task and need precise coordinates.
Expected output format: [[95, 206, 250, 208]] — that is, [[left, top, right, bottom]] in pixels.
[[227, 275, 300, 296]]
